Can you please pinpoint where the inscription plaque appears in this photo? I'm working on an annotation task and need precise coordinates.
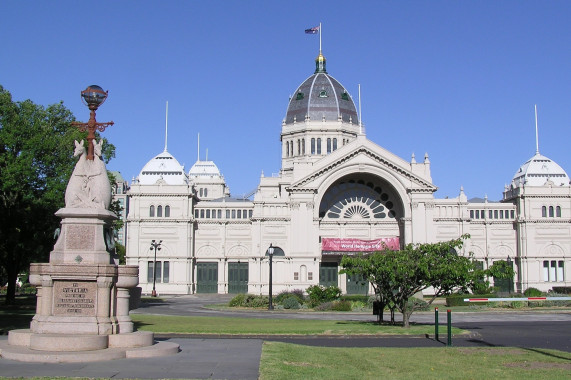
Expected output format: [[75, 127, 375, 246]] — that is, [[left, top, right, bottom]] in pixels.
[[53, 281, 97, 316], [65, 225, 95, 250]]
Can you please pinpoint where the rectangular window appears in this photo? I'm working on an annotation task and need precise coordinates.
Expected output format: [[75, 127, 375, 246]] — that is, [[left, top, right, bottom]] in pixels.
[[511, 210, 515, 219], [550, 260, 557, 282], [308, 272, 313, 280], [237, 210, 242, 219], [155, 261, 162, 283], [327, 138, 331, 153], [317, 138, 321, 154], [147, 261, 154, 283], [200, 210, 205, 218], [226, 209, 230, 219], [470, 210, 474, 219], [294, 272, 299, 281], [248, 210, 253, 218], [206, 210, 211, 218], [163, 261, 170, 283], [543, 261, 549, 282], [232, 210, 236, 219], [494, 210, 498, 219], [333, 138, 337, 151], [302, 139, 305, 154], [557, 261, 564, 282], [500, 210, 504, 219], [489, 210, 493, 219], [194, 210, 199, 218], [218, 210, 222, 218], [311, 138, 315, 154]]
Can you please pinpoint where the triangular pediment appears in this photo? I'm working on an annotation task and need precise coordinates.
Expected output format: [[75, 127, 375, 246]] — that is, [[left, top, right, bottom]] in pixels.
[[288, 137, 436, 192]]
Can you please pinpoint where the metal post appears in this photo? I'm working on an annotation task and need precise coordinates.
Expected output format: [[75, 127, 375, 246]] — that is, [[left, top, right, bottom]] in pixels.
[[268, 253, 274, 310], [447, 309, 452, 347], [150, 240, 162, 297], [435, 307, 439, 341]]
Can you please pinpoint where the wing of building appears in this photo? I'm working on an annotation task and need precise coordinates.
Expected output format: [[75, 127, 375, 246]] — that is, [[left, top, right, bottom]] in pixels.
[[123, 51, 570, 296]]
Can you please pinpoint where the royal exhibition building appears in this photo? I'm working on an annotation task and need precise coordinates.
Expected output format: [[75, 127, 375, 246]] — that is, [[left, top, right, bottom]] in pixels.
[[115, 50, 570, 297]]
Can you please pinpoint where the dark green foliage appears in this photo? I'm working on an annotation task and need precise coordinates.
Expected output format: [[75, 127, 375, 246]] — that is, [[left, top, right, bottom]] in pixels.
[[306, 285, 341, 307], [551, 287, 571, 295], [407, 298, 429, 311], [229, 293, 246, 307], [282, 296, 301, 309], [331, 300, 352, 311], [523, 287, 543, 297], [228, 294, 269, 308], [275, 289, 305, 305], [340, 295, 369, 304]]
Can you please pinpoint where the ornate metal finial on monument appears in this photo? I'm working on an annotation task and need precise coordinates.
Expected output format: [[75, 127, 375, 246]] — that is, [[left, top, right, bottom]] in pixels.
[[71, 85, 115, 160]]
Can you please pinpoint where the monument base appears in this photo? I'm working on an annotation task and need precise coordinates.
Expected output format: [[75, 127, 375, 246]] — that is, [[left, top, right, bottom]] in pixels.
[[0, 330, 179, 363]]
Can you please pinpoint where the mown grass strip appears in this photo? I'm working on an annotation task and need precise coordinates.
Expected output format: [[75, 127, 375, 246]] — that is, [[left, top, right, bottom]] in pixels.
[[259, 342, 571, 380], [131, 314, 461, 335]]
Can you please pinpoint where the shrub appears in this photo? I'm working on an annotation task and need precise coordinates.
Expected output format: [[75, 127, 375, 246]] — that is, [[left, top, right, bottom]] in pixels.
[[245, 295, 269, 308], [229, 293, 246, 307], [314, 302, 334, 311], [306, 285, 341, 307], [331, 300, 352, 311], [276, 289, 305, 305], [552, 287, 571, 295], [340, 295, 369, 304], [282, 296, 301, 309], [524, 287, 543, 297]]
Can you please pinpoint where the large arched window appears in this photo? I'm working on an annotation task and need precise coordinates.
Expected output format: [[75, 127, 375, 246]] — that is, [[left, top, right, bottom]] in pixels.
[[150, 205, 155, 217], [556, 206, 561, 217], [317, 138, 322, 154], [286, 141, 289, 157], [319, 176, 401, 220], [302, 138, 305, 155], [549, 206, 554, 217], [311, 138, 315, 154], [165, 205, 170, 217], [333, 138, 337, 151], [327, 138, 331, 154], [157, 205, 163, 217], [542, 206, 547, 217]]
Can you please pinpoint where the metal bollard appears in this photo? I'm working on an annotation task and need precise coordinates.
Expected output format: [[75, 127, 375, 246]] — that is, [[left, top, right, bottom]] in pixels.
[[447, 309, 452, 347], [434, 307, 439, 341]]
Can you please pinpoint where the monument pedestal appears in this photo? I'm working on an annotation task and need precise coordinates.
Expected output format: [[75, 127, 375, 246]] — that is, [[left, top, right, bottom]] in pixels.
[[0, 207, 179, 362]]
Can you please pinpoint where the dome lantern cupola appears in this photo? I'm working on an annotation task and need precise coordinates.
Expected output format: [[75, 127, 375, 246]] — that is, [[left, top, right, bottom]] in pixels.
[[315, 51, 327, 73]]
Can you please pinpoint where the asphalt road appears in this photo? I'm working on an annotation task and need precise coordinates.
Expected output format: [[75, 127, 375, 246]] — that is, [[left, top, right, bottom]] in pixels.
[[135, 294, 571, 352]]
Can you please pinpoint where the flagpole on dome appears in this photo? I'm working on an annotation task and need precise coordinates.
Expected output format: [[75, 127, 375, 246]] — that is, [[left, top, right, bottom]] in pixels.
[[319, 22, 322, 53], [164, 101, 169, 152]]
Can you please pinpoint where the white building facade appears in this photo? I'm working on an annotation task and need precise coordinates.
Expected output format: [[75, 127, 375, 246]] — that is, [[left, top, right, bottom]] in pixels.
[[125, 52, 570, 296]]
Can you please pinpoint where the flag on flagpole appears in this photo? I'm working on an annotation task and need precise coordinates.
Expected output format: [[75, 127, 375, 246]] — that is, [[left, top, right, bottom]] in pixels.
[[305, 26, 319, 34]]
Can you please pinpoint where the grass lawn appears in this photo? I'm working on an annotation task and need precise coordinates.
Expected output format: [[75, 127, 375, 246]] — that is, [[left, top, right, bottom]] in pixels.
[[131, 314, 460, 336], [259, 342, 571, 380]]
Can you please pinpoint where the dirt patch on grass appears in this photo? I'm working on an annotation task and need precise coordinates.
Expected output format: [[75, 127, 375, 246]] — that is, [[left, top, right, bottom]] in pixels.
[[457, 348, 525, 355], [504, 362, 571, 370]]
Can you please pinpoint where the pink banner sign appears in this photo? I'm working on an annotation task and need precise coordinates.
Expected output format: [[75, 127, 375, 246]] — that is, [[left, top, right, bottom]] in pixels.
[[321, 237, 400, 253]]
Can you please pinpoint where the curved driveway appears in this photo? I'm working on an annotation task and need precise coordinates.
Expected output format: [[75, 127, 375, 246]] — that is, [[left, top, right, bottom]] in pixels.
[[133, 294, 571, 352]]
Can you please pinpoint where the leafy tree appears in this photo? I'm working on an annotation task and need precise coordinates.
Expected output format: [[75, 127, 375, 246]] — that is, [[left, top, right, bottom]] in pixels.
[[341, 235, 474, 328], [0, 85, 115, 304]]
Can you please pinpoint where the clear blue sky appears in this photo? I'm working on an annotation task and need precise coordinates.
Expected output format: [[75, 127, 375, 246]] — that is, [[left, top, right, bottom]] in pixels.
[[2, 1, 570, 200]]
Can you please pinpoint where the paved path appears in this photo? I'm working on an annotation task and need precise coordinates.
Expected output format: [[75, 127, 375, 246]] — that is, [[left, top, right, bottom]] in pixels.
[[1, 294, 570, 379]]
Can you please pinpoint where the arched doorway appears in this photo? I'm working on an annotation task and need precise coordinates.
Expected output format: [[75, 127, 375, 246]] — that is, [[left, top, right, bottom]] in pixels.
[[318, 174, 405, 292]]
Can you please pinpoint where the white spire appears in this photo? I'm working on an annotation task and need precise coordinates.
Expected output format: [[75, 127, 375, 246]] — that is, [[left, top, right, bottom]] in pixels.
[[358, 84, 363, 134], [164, 101, 168, 152], [535, 104, 539, 155]]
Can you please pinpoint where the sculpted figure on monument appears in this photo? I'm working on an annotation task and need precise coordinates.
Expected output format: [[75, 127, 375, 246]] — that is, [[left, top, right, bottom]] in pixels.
[[64, 139, 112, 209]]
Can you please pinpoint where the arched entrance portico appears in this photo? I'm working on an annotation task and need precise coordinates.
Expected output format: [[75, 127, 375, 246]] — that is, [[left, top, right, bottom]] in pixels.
[[317, 173, 406, 293]]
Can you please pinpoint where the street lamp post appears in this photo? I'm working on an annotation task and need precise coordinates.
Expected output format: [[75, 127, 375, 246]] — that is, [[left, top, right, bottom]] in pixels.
[[150, 240, 162, 297], [267, 244, 275, 310], [71, 85, 114, 160], [265, 244, 285, 311]]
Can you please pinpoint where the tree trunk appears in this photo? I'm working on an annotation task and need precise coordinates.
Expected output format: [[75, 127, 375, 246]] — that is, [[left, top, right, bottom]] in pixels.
[[5, 268, 17, 305]]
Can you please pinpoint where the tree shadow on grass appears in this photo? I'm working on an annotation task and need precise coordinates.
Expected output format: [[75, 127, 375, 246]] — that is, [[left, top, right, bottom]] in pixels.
[[524, 347, 571, 361]]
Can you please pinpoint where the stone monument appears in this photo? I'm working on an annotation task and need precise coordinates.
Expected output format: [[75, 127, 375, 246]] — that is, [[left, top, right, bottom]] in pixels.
[[0, 86, 179, 362]]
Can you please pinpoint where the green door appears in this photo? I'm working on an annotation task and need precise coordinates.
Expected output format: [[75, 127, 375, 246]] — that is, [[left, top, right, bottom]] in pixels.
[[346, 273, 368, 295], [197, 262, 218, 293], [228, 262, 248, 294], [319, 262, 338, 287]]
